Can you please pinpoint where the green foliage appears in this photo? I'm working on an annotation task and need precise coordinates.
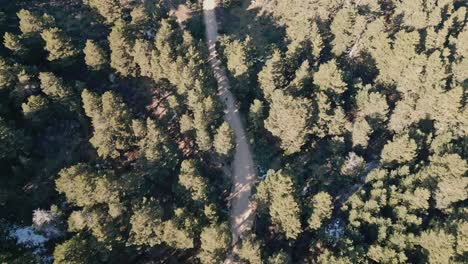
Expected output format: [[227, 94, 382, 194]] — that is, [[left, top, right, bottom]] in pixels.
[[258, 49, 286, 100], [330, 7, 366, 57], [419, 154, 468, 212], [22, 95, 50, 125], [264, 90, 310, 154], [0, 58, 16, 90], [267, 250, 292, 264], [249, 99, 265, 130], [314, 59, 347, 95], [84, 40, 108, 70], [82, 90, 134, 159], [134, 118, 177, 169], [3, 33, 27, 56], [53, 235, 101, 264], [1, 0, 467, 262], [39, 72, 73, 99], [381, 134, 417, 165], [87, 0, 122, 23], [41, 28, 78, 62], [0, 118, 28, 159], [109, 22, 136, 77], [129, 199, 163, 247], [221, 36, 254, 78], [238, 234, 263, 264], [132, 39, 153, 77], [213, 121, 235, 157], [199, 223, 231, 263], [178, 160, 209, 203], [56, 163, 120, 208], [419, 229, 456, 264], [308, 192, 332, 230], [256, 170, 302, 239], [17, 9, 53, 35]]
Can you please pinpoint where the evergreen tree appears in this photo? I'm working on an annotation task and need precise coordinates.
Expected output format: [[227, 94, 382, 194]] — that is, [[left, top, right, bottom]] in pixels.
[[84, 40, 108, 71], [256, 170, 302, 239], [381, 134, 417, 165], [314, 59, 347, 95], [3, 32, 27, 56], [419, 229, 456, 264], [87, 0, 122, 23], [132, 39, 153, 77], [178, 160, 209, 203], [41, 28, 78, 62], [330, 7, 366, 57], [0, 58, 15, 90], [39, 72, 73, 100], [199, 223, 231, 263], [308, 192, 332, 230], [264, 90, 310, 154], [53, 235, 101, 264], [258, 49, 286, 100], [267, 250, 292, 264], [82, 90, 134, 159], [109, 22, 136, 77], [0, 118, 28, 159], [221, 36, 254, 78], [213, 121, 235, 157], [17, 9, 53, 35], [22, 95, 50, 125], [238, 234, 263, 264], [129, 200, 163, 247], [249, 99, 265, 131]]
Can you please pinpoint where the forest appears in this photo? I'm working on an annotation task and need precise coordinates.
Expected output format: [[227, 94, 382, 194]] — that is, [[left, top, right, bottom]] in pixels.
[[0, 0, 467, 263]]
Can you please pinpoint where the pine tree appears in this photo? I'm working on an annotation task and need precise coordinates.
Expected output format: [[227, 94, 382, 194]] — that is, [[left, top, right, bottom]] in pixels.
[[87, 0, 122, 23], [84, 40, 107, 70], [221, 36, 254, 78], [314, 59, 347, 95], [129, 200, 163, 247], [267, 250, 292, 264], [109, 22, 136, 77], [256, 170, 302, 239], [419, 154, 467, 212], [0, 58, 15, 90], [0, 118, 28, 159], [308, 192, 332, 230], [22, 95, 50, 125], [249, 99, 265, 131], [53, 235, 101, 264], [134, 118, 176, 168], [133, 39, 153, 77], [381, 134, 417, 165], [199, 223, 231, 263], [330, 7, 366, 57], [3, 32, 27, 56], [238, 234, 263, 264], [213, 121, 234, 157], [178, 160, 209, 203], [39, 72, 73, 99], [264, 90, 310, 154], [82, 90, 134, 159], [41, 28, 78, 62], [258, 49, 286, 100], [288, 60, 311, 94], [419, 229, 456, 264], [17, 9, 53, 35]]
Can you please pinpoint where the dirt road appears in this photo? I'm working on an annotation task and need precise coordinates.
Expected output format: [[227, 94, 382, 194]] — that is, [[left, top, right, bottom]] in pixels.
[[203, 0, 257, 249]]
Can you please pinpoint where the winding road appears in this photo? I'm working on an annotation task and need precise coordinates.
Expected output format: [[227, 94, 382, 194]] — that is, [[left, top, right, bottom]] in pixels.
[[203, 0, 257, 250]]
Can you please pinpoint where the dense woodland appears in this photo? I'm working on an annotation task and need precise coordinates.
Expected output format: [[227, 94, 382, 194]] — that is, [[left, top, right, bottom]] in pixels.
[[0, 0, 467, 263]]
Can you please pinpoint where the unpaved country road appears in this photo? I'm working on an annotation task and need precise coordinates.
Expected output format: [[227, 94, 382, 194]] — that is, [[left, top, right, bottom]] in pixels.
[[203, 0, 257, 252]]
